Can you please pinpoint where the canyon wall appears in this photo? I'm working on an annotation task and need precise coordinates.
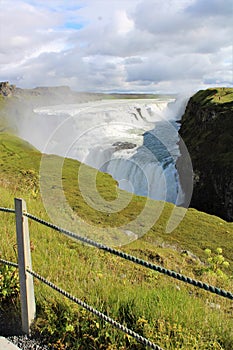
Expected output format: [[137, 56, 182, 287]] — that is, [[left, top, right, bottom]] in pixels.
[[178, 88, 233, 221]]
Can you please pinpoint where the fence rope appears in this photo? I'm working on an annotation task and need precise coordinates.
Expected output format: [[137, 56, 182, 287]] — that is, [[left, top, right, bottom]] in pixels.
[[0, 259, 163, 350], [0, 207, 15, 214], [0, 207, 232, 300], [24, 212, 233, 300], [0, 258, 18, 268]]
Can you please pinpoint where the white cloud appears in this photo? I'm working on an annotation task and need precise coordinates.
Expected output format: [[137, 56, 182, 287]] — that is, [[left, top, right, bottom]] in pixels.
[[115, 10, 134, 35], [0, 0, 232, 92]]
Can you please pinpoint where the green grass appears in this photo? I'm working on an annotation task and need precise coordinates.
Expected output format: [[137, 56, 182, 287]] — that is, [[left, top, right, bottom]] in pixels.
[[0, 131, 232, 349], [192, 87, 233, 107], [101, 93, 174, 100]]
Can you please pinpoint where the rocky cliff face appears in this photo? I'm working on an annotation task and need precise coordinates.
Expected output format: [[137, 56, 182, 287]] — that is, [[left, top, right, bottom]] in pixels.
[[0, 82, 16, 96], [178, 88, 233, 221]]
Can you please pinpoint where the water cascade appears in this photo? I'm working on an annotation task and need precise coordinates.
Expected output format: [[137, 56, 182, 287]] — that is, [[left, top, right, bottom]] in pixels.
[[23, 98, 188, 205]]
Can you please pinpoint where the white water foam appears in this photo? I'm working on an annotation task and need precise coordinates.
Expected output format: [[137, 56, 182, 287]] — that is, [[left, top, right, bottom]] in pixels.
[[20, 97, 188, 205]]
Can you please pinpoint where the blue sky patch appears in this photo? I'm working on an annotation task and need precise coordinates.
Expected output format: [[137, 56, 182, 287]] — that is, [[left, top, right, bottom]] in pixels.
[[64, 22, 84, 30]]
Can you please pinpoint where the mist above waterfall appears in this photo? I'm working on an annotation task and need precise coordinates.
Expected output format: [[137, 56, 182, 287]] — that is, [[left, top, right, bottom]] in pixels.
[[14, 96, 188, 206], [1, 92, 190, 209]]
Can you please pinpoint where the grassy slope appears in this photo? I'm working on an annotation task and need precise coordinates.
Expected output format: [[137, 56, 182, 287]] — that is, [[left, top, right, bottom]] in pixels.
[[192, 87, 233, 106], [0, 131, 232, 349]]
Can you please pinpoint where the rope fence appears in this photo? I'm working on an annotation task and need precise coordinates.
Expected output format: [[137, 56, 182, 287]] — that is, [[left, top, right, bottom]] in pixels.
[[1, 205, 232, 300], [0, 207, 15, 213], [0, 200, 232, 349], [0, 258, 163, 350], [25, 211, 233, 300]]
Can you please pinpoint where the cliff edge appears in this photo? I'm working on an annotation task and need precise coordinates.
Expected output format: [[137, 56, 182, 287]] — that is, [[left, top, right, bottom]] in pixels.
[[178, 87, 233, 221]]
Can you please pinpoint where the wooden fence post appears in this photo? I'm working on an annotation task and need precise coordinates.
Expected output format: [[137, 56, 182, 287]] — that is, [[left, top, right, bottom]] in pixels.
[[15, 198, 36, 335]]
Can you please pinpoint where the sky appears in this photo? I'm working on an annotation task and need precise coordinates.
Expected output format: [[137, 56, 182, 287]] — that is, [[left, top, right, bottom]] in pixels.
[[0, 0, 232, 93]]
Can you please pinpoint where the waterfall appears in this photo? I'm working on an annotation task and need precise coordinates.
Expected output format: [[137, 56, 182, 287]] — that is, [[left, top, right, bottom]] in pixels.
[[29, 98, 187, 205]]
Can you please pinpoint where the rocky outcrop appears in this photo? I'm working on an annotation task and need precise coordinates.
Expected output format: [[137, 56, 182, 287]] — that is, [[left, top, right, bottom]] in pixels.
[[0, 82, 16, 97], [178, 88, 233, 221], [113, 141, 137, 151]]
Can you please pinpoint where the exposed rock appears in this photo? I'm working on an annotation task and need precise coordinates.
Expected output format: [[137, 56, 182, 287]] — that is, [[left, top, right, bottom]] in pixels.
[[181, 250, 201, 264], [178, 88, 233, 221], [0, 82, 16, 97], [113, 141, 137, 151]]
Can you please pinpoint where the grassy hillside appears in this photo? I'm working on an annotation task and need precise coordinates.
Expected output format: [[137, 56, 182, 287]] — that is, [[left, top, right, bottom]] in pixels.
[[0, 131, 232, 349], [191, 87, 233, 106]]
